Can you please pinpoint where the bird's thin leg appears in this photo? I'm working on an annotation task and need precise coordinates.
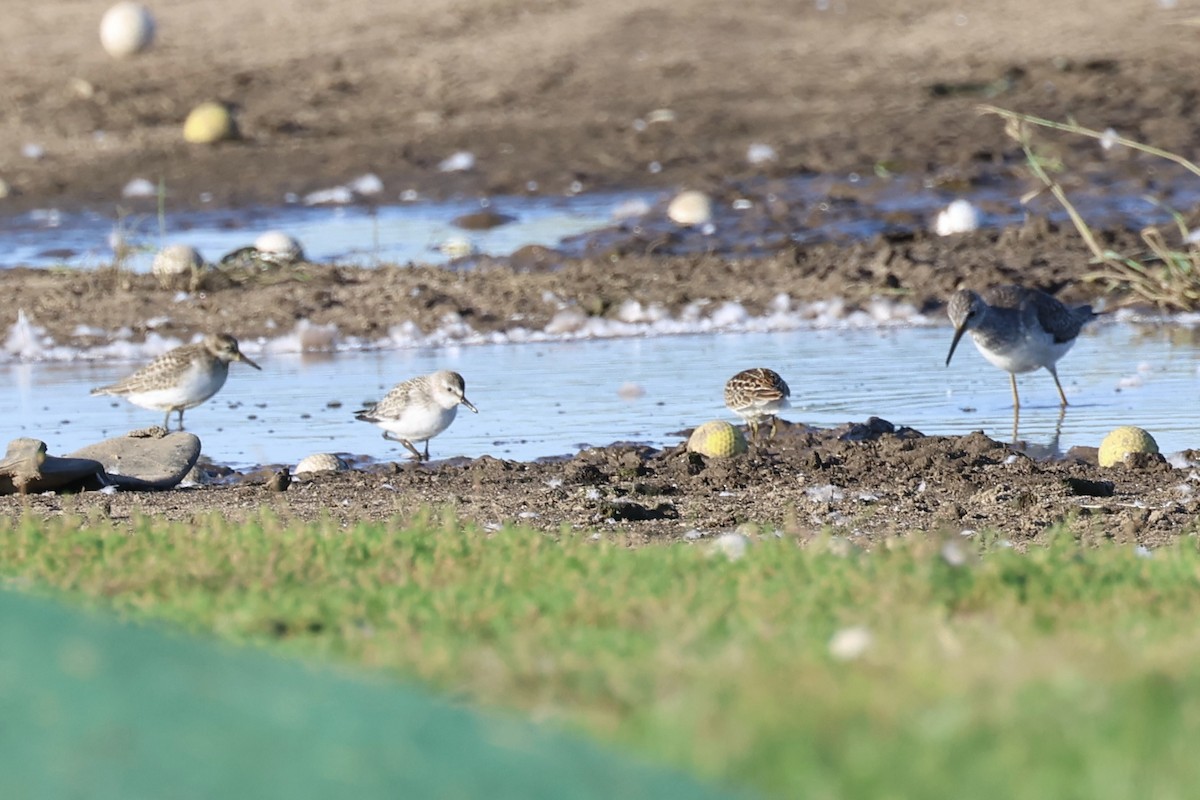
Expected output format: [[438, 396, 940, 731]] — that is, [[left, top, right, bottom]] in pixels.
[[1009, 373, 1021, 411], [162, 410, 171, 430], [748, 420, 759, 443], [1049, 367, 1069, 407], [383, 431, 424, 461], [1010, 405, 1020, 446], [177, 409, 187, 430], [402, 439, 424, 461], [769, 416, 780, 439], [423, 440, 431, 461]]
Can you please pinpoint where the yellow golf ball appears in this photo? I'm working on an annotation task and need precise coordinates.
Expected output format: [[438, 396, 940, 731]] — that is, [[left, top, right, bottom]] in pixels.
[[687, 420, 748, 458], [183, 102, 235, 144], [1098, 426, 1159, 467]]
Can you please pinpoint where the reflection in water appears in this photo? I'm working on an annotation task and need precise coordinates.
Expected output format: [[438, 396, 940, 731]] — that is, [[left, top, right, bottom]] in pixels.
[[3, 323, 1199, 470], [1011, 406, 1067, 458]]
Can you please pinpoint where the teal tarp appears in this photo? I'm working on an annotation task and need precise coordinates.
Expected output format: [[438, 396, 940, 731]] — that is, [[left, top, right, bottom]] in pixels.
[[0, 589, 734, 800]]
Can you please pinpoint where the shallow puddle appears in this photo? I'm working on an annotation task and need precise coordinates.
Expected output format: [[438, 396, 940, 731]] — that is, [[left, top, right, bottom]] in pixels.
[[6, 162, 1200, 271], [0, 191, 653, 270], [5, 323, 1198, 469]]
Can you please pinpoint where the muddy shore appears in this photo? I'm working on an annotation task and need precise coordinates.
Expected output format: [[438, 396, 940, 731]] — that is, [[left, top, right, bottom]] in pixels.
[[4, 0, 1200, 542]]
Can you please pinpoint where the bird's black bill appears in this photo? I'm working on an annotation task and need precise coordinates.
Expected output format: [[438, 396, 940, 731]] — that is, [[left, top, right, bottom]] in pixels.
[[461, 398, 479, 413], [945, 325, 967, 367], [238, 353, 263, 370]]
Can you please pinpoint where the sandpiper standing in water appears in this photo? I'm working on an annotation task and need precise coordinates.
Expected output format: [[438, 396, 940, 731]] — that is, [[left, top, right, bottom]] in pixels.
[[355, 370, 478, 461], [945, 285, 1096, 409], [724, 367, 791, 440], [91, 333, 261, 429]]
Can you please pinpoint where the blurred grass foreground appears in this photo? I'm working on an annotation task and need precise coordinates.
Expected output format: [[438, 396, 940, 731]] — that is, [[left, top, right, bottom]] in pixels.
[[4, 512, 1200, 797]]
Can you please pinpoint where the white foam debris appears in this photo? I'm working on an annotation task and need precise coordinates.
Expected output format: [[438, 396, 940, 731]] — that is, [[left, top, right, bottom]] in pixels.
[[544, 308, 590, 335], [933, 199, 980, 236], [122, 177, 156, 198], [746, 143, 778, 165], [348, 173, 384, 196], [260, 319, 339, 353], [437, 236, 476, 258], [7, 294, 937, 362], [30, 208, 62, 227], [4, 310, 50, 359], [1166, 452, 1197, 470], [22, 143, 45, 160], [1099, 127, 1120, 151], [615, 300, 669, 324], [806, 484, 845, 502], [941, 540, 968, 567], [303, 186, 354, 205], [829, 626, 873, 661], [617, 381, 645, 400], [709, 301, 749, 327], [611, 197, 652, 221], [709, 532, 749, 561], [438, 151, 476, 173], [1116, 374, 1144, 389]]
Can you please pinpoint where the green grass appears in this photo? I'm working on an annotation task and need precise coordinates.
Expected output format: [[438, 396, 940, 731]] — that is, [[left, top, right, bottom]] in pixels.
[[4, 511, 1200, 797]]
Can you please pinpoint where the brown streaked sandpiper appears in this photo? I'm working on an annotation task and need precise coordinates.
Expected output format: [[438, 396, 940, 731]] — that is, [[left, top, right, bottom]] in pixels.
[[90, 333, 261, 429], [724, 367, 791, 440]]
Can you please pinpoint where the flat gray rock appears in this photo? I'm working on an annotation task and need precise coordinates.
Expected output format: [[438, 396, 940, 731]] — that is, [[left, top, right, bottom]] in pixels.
[[0, 438, 104, 495], [67, 428, 202, 490]]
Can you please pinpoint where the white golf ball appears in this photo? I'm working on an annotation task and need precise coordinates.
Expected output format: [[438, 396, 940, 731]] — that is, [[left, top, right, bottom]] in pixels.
[[100, 2, 156, 58]]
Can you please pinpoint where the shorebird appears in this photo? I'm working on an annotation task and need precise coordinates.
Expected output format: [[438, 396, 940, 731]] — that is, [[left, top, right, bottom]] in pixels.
[[945, 285, 1095, 409], [724, 367, 791, 440], [355, 370, 478, 461], [91, 333, 261, 429]]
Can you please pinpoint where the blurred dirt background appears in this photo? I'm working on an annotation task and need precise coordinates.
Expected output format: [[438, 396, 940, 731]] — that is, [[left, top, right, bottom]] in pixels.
[[3, 0, 1198, 541], [2, 0, 1197, 210]]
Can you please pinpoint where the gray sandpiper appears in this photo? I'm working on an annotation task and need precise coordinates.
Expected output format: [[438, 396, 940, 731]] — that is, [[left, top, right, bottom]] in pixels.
[[355, 370, 478, 461], [945, 285, 1095, 409]]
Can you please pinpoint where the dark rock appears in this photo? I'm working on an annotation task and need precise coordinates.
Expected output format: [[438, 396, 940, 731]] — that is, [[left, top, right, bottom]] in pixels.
[[67, 429, 202, 490]]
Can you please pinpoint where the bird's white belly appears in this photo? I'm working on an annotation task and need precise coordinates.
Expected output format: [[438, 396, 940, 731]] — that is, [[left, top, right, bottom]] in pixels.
[[972, 329, 1074, 374], [376, 404, 458, 442], [737, 397, 791, 421], [124, 364, 227, 412]]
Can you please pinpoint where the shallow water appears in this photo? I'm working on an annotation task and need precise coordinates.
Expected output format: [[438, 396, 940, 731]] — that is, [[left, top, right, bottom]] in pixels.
[[6, 323, 1198, 469], [0, 191, 653, 270], [7, 163, 1200, 271]]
